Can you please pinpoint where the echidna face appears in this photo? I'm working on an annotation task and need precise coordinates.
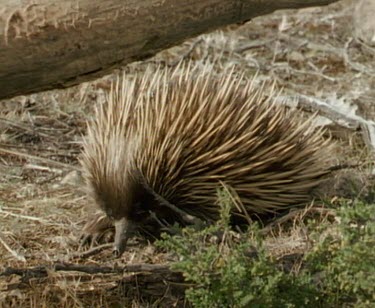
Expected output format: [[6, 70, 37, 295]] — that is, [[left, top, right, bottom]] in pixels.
[[92, 174, 160, 256], [90, 175, 141, 256]]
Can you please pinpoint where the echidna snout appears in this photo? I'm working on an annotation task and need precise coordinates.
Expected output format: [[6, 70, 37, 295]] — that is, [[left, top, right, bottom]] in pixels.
[[113, 218, 134, 257]]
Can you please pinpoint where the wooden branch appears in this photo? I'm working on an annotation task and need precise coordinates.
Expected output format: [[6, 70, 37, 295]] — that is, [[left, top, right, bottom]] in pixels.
[[0, 0, 339, 100], [1, 262, 186, 303], [0, 262, 172, 278], [280, 94, 375, 154]]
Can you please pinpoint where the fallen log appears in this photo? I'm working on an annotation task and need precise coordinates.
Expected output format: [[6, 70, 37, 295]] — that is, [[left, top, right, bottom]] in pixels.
[[0, 0, 339, 100]]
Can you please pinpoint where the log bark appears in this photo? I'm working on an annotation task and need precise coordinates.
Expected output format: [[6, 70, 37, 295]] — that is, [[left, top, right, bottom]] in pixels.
[[0, 0, 339, 100]]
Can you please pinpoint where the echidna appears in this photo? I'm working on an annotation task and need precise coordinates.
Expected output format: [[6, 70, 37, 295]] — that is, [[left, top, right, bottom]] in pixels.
[[81, 63, 332, 256]]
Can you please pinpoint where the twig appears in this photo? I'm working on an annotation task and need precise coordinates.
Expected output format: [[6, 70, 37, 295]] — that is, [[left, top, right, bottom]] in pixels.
[[0, 262, 172, 278], [169, 38, 204, 66], [356, 38, 375, 56], [0, 208, 50, 223], [0, 117, 54, 140], [71, 243, 113, 258], [23, 163, 62, 174], [0, 147, 81, 171], [328, 163, 361, 172], [297, 95, 359, 128], [272, 63, 337, 82], [263, 207, 336, 232], [235, 39, 275, 53], [276, 94, 375, 154], [343, 38, 375, 77], [0, 232, 26, 262]]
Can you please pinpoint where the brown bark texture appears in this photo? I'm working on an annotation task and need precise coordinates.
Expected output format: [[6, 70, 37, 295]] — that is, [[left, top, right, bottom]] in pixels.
[[0, 0, 339, 100]]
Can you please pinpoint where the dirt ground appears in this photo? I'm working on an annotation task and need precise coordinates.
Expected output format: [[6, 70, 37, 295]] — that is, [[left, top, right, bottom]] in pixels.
[[0, 0, 374, 307]]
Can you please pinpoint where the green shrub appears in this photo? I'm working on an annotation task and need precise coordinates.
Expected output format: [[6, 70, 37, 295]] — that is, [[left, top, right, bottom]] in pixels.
[[157, 189, 375, 307], [157, 188, 318, 308], [305, 200, 375, 307]]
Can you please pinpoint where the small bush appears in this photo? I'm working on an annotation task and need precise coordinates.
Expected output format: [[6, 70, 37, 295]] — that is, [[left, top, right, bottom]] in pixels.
[[158, 190, 375, 307], [157, 188, 318, 308], [305, 200, 375, 307]]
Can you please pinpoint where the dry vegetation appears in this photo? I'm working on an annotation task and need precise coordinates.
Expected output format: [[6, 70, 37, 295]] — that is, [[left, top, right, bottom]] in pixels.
[[0, 0, 374, 307]]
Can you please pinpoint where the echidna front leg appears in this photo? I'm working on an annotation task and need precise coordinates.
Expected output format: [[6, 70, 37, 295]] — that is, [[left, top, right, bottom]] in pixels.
[[113, 217, 134, 257], [80, 213, 114, 248]]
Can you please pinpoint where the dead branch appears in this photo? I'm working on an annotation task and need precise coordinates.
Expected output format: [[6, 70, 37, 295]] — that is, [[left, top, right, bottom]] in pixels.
[[0, 262, 172, 278], [276, 94, 375, 154], [0, 262, 186, 303]]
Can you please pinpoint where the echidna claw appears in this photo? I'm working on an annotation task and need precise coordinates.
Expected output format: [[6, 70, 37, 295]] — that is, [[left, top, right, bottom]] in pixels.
[[79, 232, 99, 249], [79, 213, 114, 249]]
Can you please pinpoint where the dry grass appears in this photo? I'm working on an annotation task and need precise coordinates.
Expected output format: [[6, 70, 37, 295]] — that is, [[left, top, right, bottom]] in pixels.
[[0, 0, 374, 307]]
